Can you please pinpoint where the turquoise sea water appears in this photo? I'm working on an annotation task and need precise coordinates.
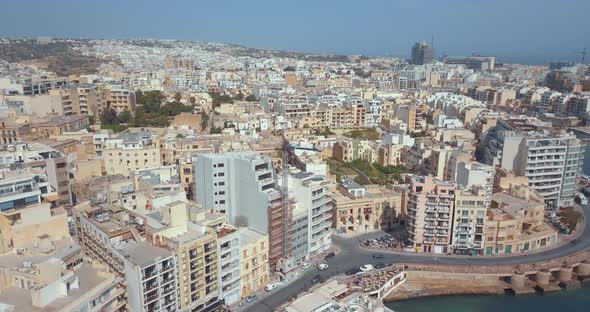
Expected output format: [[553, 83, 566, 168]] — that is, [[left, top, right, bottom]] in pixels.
[[386, 285, 590, 312]]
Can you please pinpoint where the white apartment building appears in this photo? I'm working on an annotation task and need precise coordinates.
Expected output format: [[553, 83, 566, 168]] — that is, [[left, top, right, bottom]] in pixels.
[[217, 226, 241, 305], [479, 118, 584, 208], [289, 172, 332, 256], [195, 152, 292, 271], [119, 242, 179, 312]]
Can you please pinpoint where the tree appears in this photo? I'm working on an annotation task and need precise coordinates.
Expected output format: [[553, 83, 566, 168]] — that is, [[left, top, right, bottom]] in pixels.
[[234, 91, 244, 101], [189, 97, 196, 105], [100, 108, 119, 124], [88, 115, 96, 125], [201, 112, 209, 131], [245, 94, 258, 102], [283, 66, 296, 72], [118, 110, 131, 123], [174, 92, 182, 102]]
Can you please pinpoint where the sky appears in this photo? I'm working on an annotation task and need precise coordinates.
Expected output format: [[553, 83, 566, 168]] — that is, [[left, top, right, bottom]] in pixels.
[[0, 0, 589, 64]]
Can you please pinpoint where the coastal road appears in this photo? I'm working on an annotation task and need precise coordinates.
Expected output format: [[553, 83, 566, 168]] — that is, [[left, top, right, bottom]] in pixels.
[[241, 204, 590, 312]]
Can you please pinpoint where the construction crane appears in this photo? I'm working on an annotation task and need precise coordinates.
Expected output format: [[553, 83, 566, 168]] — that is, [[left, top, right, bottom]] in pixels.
[[578, 48, 586, 64]]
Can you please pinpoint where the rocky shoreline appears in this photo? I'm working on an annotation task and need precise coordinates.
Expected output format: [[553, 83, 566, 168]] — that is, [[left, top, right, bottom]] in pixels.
[[384, 278, 586, 302]]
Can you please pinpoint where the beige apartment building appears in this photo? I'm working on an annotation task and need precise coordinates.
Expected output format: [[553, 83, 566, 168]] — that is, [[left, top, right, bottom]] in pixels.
[[332, 179, 404, 234], [0, 202, 69, 254], [239, 227, 270, 298], [405, 175, 456, 254], [102, 84, 136, 114], [103, 147, 161, 175], [154, 221, 221, 311], [484, 185, 557, 255], [452, 187, 488, 255], [54, 84, 103, 117]]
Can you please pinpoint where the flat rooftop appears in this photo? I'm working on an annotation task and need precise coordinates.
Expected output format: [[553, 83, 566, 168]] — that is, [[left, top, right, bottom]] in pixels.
[[116, 241, 172, 267], [0, 264, 117, 312]]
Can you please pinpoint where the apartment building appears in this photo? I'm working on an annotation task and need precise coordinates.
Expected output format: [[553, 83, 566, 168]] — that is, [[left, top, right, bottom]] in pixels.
[[289, 172, 332, 256], [73, 202, 181, 312], [103, 131, 161, 176], [0, 200, 68, 254], [452, 187, 488, 255], [30, 114, 90, 138], [484, 185, 557, 255], [479, 117, 584, 208], [54, 84, 103, 116], [239, 227, 270, 298], [0, 168, 50, 211], [45, 156, 72, 206], [119, 241, 179, 312], [332, 139, 379, 163], [456, 161, 494, 196], [0, 260, 125, 312], [332, 179, 403, 234], [216, 225, 241, 305], [195, 152, 293, 271], [396, 106, 417, 132], [151, 202, 223, 312], [405, 175, 455, 254], [159, 225, 220, 311], [102, 84, 136, 114]]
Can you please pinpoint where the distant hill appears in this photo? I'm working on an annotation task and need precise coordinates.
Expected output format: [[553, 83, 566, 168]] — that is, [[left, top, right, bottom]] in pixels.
[[0, 39, 113, 76]]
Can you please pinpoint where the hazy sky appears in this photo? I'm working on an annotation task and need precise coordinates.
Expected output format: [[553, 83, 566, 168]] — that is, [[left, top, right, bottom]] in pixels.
[[1, 0, 589, 64]]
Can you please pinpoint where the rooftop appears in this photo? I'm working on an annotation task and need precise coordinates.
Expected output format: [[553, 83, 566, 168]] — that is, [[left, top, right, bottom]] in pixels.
[[116, 241, 173, 267]]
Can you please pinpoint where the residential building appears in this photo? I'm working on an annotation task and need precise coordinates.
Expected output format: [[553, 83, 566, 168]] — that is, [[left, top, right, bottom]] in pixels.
[[479, 117, 584, 208], [195, 152, 293, 271], [103, 132, 161, 176], [239, 227, 270, 298], [484, 185, 558, 255], [405, 175, 455, 254], [452, 187, 488, 255], [217, 225, 241, 305], [332, 179, 403, 234], [289, 172, 332, 256]]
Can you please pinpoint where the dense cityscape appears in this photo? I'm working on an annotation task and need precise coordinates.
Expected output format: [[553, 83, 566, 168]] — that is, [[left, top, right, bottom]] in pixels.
[[0, 30, 590, 312]]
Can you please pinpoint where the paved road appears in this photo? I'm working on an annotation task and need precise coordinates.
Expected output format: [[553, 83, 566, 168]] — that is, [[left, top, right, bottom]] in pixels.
[[241, 204, 590, 312]]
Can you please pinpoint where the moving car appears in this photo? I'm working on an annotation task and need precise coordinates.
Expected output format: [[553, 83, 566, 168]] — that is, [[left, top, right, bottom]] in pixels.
[[359, 264, 374, 272], [375, 262, 386, 269], [301, 262, 311, 269], [324, 252, 336, 261], [346, 268, 361, 275], [265, 283, 281, 292], [317, 263, 329, 271], [372, 253, 384, 260], [311, 274, 323, 283], [246, 295, 256, 303]]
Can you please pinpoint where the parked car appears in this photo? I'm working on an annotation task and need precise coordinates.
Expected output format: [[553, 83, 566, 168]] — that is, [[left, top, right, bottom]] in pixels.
[[311, 274, 323, 283], [360, 264, 374, 272], [346, 268, 360, 275], [324, 252, 336, 261], [317, 263, 329, 271], [372, 253, 384, 260], [301, 262, 311, 269], [374, 262, 386, 269], [246, 295, 256, 303], [265, 283, 281, 292]]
